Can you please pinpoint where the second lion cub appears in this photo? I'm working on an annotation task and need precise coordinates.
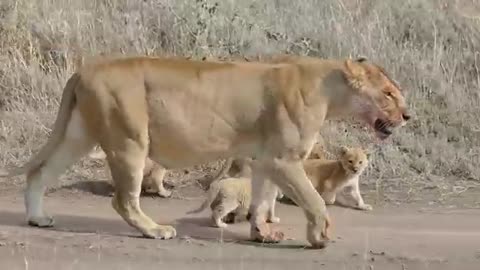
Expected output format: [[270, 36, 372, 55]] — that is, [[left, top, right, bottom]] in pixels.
[[304, 146, 372, 211]]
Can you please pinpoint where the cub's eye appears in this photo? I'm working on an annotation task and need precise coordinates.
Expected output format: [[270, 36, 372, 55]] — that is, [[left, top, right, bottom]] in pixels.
[[349, 160, 353, 164], [359, 161, 363, 164]]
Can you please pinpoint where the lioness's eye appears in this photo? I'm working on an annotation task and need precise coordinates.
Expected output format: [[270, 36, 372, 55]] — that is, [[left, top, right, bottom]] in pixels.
[[359, 161, 363, 164], [349, 160, 353, 163], [385, 92, 393, 98]]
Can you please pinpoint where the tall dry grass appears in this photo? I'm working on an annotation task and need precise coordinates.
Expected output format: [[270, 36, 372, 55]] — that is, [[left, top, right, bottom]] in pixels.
[[0, 0, 479, 203]]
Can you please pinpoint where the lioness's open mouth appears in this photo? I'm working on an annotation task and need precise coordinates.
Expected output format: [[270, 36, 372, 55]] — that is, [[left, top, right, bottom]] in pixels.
[[374, 119, 393, 140]]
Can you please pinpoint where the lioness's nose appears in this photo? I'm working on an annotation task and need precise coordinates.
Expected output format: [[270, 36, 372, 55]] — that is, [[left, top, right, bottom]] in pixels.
[[402, 113, 411, 121]]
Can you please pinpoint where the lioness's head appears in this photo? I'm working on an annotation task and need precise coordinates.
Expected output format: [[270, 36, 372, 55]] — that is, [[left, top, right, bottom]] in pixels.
[[339, 146, 368, 175], [343, 58, 410, 140]]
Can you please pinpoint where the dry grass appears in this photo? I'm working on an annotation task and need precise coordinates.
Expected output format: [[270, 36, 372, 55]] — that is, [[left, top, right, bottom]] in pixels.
[[0, 0, 479, 203]]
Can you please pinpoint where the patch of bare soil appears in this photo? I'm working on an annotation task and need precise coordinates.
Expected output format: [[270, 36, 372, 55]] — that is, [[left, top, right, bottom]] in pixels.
[[0, 181, 480, 270]]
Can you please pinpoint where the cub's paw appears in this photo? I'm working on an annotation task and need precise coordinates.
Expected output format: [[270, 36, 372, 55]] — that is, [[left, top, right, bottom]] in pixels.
[[357, 204, 373, 211], [28, 216, 55, 227], [214, 221, 228, 228], [266, 216, 280, 223], [157, 189, 172, 198]]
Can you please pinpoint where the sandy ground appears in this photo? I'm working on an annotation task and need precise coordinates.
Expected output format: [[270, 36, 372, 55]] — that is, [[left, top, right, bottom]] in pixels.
[[0, 184, 479, 270]]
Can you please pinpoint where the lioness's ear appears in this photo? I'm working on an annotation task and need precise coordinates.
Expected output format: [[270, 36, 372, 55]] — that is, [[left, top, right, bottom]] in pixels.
[[344, 59, 366, 78], [355, 56, 368, 63]]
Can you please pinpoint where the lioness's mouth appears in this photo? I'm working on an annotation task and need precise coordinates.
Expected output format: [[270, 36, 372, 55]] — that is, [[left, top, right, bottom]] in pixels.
[[374, 119, 393, 140]]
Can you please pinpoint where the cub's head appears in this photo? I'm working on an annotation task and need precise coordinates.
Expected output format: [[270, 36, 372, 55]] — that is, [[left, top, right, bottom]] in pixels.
[[339, 146, 368, 175], [343, 57, 411, 140]]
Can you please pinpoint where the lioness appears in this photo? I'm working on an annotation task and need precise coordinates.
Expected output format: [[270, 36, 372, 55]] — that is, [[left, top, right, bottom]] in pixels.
[[0, 55, 410, 248], [303, 146, 372, 211]]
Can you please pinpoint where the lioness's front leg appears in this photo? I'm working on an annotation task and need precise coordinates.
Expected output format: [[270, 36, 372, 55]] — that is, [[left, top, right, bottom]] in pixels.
[[266, 158, 331, 248]]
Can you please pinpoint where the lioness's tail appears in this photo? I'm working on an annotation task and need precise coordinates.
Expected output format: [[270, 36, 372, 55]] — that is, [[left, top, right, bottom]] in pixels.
[[0, 73, 81, 178], [186, 179, 223, 215]]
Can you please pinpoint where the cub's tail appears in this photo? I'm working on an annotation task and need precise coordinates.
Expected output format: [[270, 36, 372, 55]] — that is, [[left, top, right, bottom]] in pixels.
[[186, 179, 223, 215]]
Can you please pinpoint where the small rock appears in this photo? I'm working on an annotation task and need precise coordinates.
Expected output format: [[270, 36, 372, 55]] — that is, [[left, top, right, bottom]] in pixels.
[[0, 241, 6, 247], [369, 250, 386, 256]]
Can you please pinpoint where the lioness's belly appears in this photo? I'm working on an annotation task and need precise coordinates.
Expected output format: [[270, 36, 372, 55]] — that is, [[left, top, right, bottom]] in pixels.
[[146, 93, 263, 169]]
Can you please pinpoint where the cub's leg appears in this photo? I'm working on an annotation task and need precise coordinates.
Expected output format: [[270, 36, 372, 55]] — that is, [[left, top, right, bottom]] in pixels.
[[26, 109, 95, 227], [263, 159, 330, 248], [321, 191, 337, 205], [266, 183, 281, 223], [90, 149, 172, 198], [142, 158, 172, 198], [211, 199, 239, 228], [349, 181, 372, 211], [276, 188, 284, 200], [223, 212, 236, 224], [248, 164, 285, 243]]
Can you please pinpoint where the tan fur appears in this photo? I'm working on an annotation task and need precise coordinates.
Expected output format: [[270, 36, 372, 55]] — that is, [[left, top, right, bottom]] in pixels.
[[187, 176, 252, 228], [303, 147, 372, 211], [0, 55, 410, 248], [88, 146, 232, 198]]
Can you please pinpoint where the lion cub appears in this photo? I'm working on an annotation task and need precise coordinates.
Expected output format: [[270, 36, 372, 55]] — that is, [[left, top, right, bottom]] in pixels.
[[187, 159, 281, 228], [186, 176, 253, 228], [303, 146, 372, 211]]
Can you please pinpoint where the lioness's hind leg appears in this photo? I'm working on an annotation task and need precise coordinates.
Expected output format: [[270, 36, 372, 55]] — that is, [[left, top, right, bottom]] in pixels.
[[107, 144, 176, 239], [26, 109, 95, 227]]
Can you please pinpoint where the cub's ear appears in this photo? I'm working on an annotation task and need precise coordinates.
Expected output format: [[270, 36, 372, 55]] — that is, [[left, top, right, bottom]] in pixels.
[[339, 146, 349, 156]]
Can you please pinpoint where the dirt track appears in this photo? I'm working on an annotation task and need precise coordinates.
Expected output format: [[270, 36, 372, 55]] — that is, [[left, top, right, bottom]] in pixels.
[[0, 186, 479, 270]]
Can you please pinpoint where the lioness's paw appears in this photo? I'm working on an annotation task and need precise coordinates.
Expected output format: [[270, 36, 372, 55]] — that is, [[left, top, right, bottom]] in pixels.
[[306, 222, 329, 249], [143, 225, 177, 240], [28, 216, 55, 227], [358, 204, 373, 211], [266, 216, 280, 223]]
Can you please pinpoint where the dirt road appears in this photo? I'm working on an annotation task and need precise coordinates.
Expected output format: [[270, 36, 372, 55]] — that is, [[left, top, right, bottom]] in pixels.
[[0, 186, 479, 270]]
